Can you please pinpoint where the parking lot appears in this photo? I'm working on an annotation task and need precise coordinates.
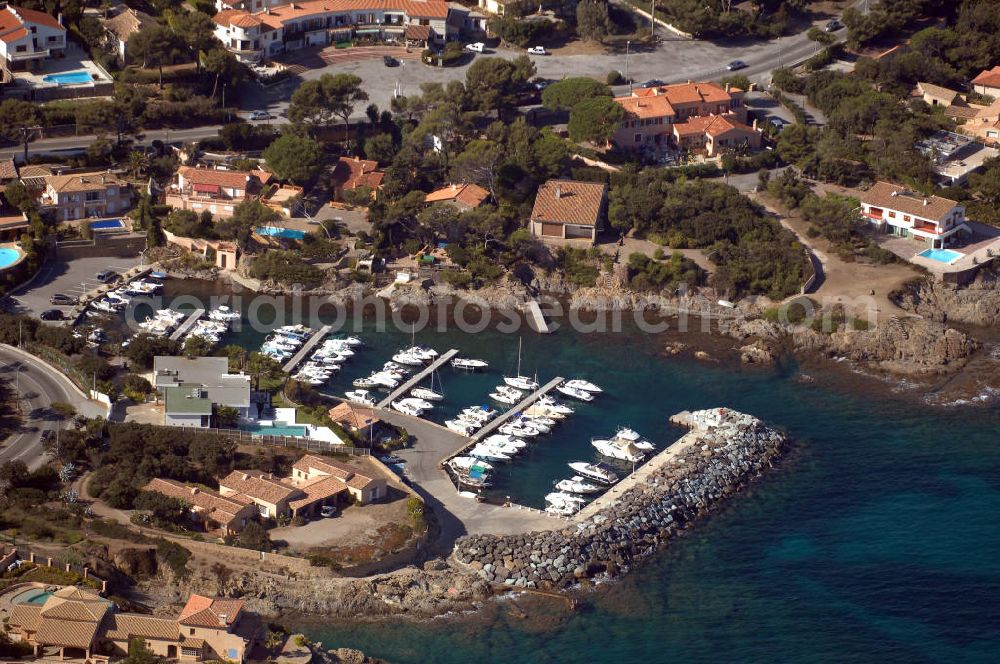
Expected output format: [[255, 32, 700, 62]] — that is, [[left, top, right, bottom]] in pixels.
[[8, 254, 142, 320]]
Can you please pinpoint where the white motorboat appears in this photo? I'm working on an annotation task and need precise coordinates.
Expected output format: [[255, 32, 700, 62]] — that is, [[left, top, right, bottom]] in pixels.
[[525, 404, 566, 420], [468, 446, 510, 462], [555, 476, 602, 494], [568, 462, 619, 484], [592, 437, 645, 463], [536, 396, 574, 415], [524, 414, 556, 429], [353, 377, 378, 389], [275, 324, 312, 340], [410, 387, 444, 401], [545, 503, 578, 516], [404, 345, 438, 360], [461, 406, 497, 422], [503, 375, 539, 391], [450, 456, 494, 473], [369, 372, 400, 388], [516, 415, 551, 433], [293, 374, 325, 386], [398, 397, 433, 411], [338, 336, 362, 346], [614, 427, 654, 451], [345, 390, 376, 406], [564, 379, 602, 394], [391, 400, 425, 416], [382, 361, 409, 374], [489, 391, 519, 405], [545, 491, 587, 506], [392, 351, 425, 366], [451, 357, 488, 370], [499, 422, 541, 438], [557, 384, 594, 401], [496, 384, 523, 398], [446, 419, 477, 435], [208, 305, 241, 322], [483, 434, 527, 449]]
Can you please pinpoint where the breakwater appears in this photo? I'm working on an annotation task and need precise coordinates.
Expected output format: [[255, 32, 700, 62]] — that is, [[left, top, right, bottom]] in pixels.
[[452, 408, 788, 589]]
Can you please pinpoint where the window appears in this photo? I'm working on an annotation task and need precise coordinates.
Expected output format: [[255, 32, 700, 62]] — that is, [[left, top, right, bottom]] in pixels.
[[15, 45, 25, 52], [888, 211, 895, 218], [634, 134, 641, 143], [903, 215, 910, 222], [189, 628, 195, 636]]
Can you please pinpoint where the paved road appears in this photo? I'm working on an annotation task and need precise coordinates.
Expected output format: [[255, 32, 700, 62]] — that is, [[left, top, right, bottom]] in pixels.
[[0, 125, 222, 161], [0, 345, 107, 471]]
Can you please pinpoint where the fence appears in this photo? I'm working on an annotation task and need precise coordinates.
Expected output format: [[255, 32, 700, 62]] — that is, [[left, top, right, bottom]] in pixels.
[[109, 421, 371, 456], [0, 546, 108, 593]]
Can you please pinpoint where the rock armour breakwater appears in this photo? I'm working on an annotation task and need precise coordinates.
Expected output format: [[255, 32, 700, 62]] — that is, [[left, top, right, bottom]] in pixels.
[[452, 408, 788, 589]]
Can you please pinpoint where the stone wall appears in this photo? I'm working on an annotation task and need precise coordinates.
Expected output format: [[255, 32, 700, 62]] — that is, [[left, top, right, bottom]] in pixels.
[[452, 409, 788, 589]]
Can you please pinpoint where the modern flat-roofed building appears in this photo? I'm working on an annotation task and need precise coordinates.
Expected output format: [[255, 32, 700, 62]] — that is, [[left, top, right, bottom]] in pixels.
[[153, 356, 255, 427]]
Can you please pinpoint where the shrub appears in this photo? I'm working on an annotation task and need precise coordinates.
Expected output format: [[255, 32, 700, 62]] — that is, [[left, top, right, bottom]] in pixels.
[[606, 70, 625, 85]]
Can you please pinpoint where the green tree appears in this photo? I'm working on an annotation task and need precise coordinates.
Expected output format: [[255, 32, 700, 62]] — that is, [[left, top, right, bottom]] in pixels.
[[213, 405, 240, 429], [364, 132, 397, 164], [0, 99, 41, 161], [129, 24, 183, 89], [203, 48, 244, 99], [541, 77, 612, 111], [576, 0, 612, 42], [568, 96, 624, 143], [123, 638, 163, 664], [464, 56, 535, 117], [262, 134, 325, 185], [289, 73, 368, 149], [182, 334, 214, 358], [216, 200, 278, 250], [1, 180, 34, 212], [174, 11, 219, 74]]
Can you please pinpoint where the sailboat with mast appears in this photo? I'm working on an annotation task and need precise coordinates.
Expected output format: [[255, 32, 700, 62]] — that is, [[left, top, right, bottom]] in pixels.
[[503, 337, 539, 391]]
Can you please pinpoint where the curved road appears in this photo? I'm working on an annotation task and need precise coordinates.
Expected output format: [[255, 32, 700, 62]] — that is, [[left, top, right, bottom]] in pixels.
[[0, 345, 106, 471]]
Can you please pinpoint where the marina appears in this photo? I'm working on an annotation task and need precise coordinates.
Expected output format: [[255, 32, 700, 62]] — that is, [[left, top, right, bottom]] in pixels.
[[167, 309, 206, 341], [376, 348, 459, 408], [466, 376, 565, 445], [281, 324, 332, 373]]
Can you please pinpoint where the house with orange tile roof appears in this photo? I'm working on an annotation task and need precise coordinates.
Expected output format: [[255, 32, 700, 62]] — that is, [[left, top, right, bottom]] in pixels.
[[142, 478, 258, 535], [859, 181, 970, 249], [529, 179, 607, 244], [327, 402, 382, 435], [165, 165, 271, 218], [213, 0, 455, 62], [290, 454, 386, 504], [0, 5, 66, 71], [672, 114, 761, 157], [38, 170, 133, 222], [331, 155, 385, 202], [611, 80, 755, 153], [424, 182, 490, 210], [972, 65, 1000, 98]]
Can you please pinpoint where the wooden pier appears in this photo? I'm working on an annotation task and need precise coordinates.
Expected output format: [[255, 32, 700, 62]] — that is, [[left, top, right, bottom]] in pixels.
[[168, 309, 205, 341], [282, 325, 332, 373], [377, 348, 459, 408]]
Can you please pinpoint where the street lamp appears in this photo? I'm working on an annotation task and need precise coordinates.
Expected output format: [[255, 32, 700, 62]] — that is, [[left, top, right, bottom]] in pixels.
[[625, 40, 631, 91]]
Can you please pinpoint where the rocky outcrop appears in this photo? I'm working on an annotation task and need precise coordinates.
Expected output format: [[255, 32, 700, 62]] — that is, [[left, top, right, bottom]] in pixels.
[[740, 341, 775, 365], [891, 269, 1000, 327], [452, 409, 787, 589]]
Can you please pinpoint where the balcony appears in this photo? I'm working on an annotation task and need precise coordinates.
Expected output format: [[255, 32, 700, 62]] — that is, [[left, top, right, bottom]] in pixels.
[[8, 48, 50, 61]]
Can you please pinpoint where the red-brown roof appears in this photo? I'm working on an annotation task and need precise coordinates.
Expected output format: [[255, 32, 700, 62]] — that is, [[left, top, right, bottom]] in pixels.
[[219, 470, 298, 505], [860, 181, 959, 221], [332, 156, 384, 191], [250, 0, 450, 31], [178, 595, 244, 628], [530, 179, 606, 227], [404, 24, 431, 40], [634, 80, 734, 106], [972, 66, 1000, 89], [614, 94, 675, 120], [178, 166, 252, 189], [424, 182, 489, 208], [327, 403, 380, 429], [293, 454, 378, 491], [673, 114, 756, 139], [1, 5, 64, 32]]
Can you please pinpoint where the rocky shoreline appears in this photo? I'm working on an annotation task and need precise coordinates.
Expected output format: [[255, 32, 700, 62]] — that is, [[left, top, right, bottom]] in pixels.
[[452, 408, 788, 590]]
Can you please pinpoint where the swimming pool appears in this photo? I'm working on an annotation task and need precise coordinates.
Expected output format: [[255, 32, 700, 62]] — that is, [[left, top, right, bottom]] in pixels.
[[917, 248, 963, 264], [257, 226, 308, 240], [90, 219, 124, 230], [13, 589, 53, 605], [240, 421, 308, 437], [42, 70, 94, 85], [0, 246, 23, 270]]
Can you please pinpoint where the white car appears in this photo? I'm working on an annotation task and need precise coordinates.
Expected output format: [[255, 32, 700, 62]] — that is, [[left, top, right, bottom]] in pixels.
[[249, 110, 272, 121], [320, 505, 338, 518], [527, 46, 547, 55], [464, 42, 485, 53]]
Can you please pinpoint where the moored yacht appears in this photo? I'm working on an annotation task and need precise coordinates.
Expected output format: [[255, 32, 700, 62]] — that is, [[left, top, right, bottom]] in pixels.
[[451, 357, 488, 370], [564, 378, 602, 393], [592, 436, 645, 463], [556, 383, 594, 401], [555, 476, 603, 494], [345, 389, 376, 406], [410, 387, 444, 401], [568, 461, 619, 484]]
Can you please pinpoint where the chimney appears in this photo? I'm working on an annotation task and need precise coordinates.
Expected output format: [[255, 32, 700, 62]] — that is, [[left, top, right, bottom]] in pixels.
[[57, 12, 63, 25], [923, 198, 929, 206], [241, 473, 249, 480], [687, 79, 692, 84], [554, 184, 561, 199], [890, 191, 898, 197], [752, 118, 758, 131], [190, 487, 199, 495], [218, 613, 228, 626], [451, 183, 457, 191], [725, 83, 731, 93]]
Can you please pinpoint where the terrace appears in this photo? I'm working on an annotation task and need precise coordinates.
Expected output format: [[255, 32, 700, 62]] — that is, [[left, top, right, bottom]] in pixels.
[[4, 49, 113, 101]]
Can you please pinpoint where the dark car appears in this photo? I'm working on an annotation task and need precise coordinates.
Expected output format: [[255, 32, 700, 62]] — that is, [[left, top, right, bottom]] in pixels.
[[40, 429, 54, 443], [727, 60, 747, 71], [40, 309, 64, 321], [95, 269, 117, 283], [49, 293, 77, 305], [640, 79, 666, 89], [383, 55, 399, 67], [825, 19, 843, 32]]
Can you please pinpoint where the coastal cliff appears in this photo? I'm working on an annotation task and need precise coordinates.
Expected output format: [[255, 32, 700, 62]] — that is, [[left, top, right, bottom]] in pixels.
[[890, 268, 1000, 327], [451, 409, 788, 589]]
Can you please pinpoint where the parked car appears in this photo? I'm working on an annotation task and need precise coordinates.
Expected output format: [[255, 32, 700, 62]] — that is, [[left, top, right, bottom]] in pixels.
[[40, 309, 64, 321], [768, 116, 790, 130], [531, 77, 554, 90], [527, 46, 547, 55], [40, 429, 53, 443], [248, 110, 272, 121], [727, 60, 747, 71], [464, 42, 485, 53], [95, 270, 117, 283], [825, 19, 843, 32], [383, 55, 399, 67], [320, 505, 338, 518], [640, 79, 665, 89], [49, 293, 76, 305]]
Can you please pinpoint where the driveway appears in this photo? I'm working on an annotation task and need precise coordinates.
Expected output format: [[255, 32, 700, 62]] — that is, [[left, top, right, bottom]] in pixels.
[[0, 344, 108, 470], [6, 254, 142, 320]]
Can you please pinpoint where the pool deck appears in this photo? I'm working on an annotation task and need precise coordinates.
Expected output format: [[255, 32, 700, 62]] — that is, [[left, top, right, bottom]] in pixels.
[[0, 242, 27, 271], [882, 221, 1000, 277]]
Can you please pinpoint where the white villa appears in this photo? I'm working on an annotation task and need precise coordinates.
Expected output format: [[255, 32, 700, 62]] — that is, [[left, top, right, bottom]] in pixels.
[[859, 181, 971, 249], [0, 4, 65, 72]]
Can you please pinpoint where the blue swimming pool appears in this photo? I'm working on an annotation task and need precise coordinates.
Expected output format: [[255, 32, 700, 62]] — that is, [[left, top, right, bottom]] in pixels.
[[240, 421, 307, 437], [14, 589, 52, 605], [42, 70, 94, 85], [257, 226, 308, 240], [90, 219, 124, 230], [917, 248, 963, 263], [0, 246, 23, 270]]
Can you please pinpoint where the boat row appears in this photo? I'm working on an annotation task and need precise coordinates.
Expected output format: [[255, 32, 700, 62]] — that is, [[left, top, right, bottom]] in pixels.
[[137, 308, 185, 336], [260, 325, 315, 361], [292, 336, 362, 385], [444, 405, 498, 436], [545, 462, 620, 516], [391, 345, 439, 366], [88, 277, 164, 315]]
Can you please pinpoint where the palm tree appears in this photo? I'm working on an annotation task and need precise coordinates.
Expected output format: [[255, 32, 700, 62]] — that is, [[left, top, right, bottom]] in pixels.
[[127, 150, 149, 179]]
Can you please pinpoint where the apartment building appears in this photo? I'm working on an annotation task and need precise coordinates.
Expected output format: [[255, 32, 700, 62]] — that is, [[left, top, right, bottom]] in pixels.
[[37, 171, 132, 222], [165, 165, 271, 218]]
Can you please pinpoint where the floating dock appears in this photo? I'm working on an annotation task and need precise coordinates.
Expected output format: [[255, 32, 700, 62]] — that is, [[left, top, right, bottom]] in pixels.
[[282, 325, 332, 373], [168, 309, 205, 341], [377, 348, 459, 408], [523, 298, 553, 334], [464, 376, 564, 446]]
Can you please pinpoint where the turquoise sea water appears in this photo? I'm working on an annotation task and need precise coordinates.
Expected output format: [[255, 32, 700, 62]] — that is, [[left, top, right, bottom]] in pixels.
[[143, 284, 1000, 662]]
